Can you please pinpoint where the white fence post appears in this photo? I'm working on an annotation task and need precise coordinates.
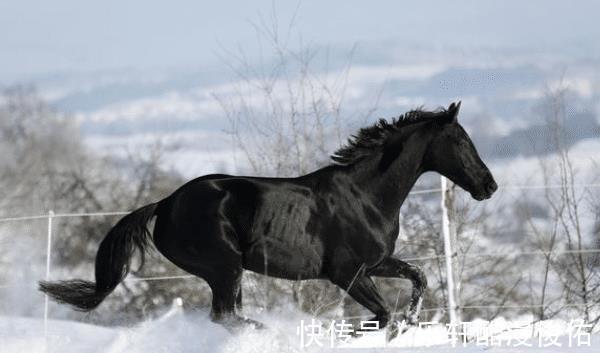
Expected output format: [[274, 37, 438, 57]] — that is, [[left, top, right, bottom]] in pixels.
[[441, 177, 459, 331], [44, 210, 54, 343]]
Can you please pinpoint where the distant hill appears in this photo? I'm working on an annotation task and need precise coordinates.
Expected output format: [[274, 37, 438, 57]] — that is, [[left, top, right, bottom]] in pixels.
[[474, 111, 600, 159]]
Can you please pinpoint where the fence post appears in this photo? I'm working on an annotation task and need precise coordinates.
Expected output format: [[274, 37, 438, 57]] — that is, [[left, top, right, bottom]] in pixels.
[[44, 210, 54, 344], [441, 177, 459, 333]]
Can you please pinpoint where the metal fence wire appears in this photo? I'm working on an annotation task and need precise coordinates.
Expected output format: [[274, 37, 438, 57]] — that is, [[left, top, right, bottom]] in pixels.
[[0, 182, 599, 335]]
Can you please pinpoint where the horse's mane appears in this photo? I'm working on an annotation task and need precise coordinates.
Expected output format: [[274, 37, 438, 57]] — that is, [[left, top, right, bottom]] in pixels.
[[331, 107, 447, 166]]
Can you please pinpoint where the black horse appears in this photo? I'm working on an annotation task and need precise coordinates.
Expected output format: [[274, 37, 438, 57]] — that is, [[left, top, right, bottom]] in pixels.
[[40, 102, 496, 338]]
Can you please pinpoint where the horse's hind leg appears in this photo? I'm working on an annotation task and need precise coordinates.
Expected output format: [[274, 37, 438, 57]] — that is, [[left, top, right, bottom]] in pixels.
[[206, 264, 262, 329], [153, 217, 261, 331]]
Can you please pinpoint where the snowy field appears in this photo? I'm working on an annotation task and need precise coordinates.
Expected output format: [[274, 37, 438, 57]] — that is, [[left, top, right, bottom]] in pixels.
[[2, 302, 598, 353]]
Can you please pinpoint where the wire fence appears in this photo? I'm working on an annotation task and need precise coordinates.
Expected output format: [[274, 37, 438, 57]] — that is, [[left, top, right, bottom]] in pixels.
[[401, 248, 600, 263], [0, 182, 599, 330]]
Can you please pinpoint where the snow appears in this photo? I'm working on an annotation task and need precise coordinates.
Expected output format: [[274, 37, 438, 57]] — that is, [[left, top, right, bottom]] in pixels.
[[2, 303, 599, 353]]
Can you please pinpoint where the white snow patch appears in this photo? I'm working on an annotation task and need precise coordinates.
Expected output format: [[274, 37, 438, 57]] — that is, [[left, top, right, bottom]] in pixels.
[[2, 307, 600, 353]]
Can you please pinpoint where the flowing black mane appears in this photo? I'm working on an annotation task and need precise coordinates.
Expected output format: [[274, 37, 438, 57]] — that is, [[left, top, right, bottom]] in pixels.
[[331, 107, 447, 165]]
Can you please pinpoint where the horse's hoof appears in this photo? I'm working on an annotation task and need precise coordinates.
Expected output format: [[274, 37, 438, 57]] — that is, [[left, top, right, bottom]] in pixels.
[[386, 318, 416, 342], [386, 323, 399, 342], [243, 317, 265, 330]]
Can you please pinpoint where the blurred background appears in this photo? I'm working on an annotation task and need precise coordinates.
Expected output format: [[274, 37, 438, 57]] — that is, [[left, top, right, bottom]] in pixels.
[[1, 0, 599, 346]]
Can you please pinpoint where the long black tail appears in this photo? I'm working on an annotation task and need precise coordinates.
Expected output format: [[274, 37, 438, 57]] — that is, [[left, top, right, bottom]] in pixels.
[[39, 203, 158, 311]]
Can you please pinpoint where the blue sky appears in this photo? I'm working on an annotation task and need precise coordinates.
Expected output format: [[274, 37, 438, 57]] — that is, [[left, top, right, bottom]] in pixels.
[[1, 0, 598, 83]]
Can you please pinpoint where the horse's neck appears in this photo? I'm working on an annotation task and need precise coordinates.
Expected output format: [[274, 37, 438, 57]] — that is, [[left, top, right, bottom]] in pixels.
[[351, 130, 431, 217]]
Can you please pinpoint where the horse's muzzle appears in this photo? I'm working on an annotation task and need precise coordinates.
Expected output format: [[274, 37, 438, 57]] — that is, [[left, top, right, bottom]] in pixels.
[[484, 178, 498, 196], [480, 175, 498, 200], [472, 174, 497, 201]]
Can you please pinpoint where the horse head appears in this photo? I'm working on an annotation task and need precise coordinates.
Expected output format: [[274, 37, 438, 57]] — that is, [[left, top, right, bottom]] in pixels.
[[425, 102, 497, 201]]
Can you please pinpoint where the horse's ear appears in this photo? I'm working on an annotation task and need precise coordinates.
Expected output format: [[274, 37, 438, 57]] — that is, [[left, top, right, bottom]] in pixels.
[[439, 101, 461, 124]]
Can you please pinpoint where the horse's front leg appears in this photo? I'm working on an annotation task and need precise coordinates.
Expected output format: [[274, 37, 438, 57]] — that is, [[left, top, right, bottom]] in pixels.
[[333, 274, 391, 331], [368, 256, 427, 325], [328, 263, 390, 331]]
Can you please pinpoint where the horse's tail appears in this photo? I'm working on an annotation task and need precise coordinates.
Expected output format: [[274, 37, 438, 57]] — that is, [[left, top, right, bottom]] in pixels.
[[39, 203, 158, 311]]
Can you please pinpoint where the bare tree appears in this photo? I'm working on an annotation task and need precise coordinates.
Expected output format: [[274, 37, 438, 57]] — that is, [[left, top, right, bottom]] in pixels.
[[213, 11, 381, 315], [516, 84, 600, 328], [0, 86, 206, 324], [540, 86, 599, 326]]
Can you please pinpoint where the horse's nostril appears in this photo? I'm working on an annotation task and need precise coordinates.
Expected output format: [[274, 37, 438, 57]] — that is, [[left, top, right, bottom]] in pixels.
[[486, 180, 498, 194]]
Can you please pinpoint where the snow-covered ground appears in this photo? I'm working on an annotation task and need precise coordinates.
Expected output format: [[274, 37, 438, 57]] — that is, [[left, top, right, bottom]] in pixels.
[[2, 302, 599, 353]]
